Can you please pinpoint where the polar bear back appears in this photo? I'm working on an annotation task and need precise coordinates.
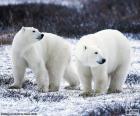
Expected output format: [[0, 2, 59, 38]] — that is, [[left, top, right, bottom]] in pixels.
[[34, 32, 71, 63]]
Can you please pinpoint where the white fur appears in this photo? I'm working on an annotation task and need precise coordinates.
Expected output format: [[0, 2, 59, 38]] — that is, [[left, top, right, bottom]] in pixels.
[[10, 27, 79, 92], [75, 29, 130, 94]]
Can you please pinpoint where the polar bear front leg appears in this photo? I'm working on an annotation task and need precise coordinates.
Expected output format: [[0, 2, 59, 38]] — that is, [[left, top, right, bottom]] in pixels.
[[9, 59, 26, 89], [91, 66, 109, 95], [47, 65, 65, 92], [24, 49, 49, 92], [108, 64, 129, 93], [76, 62, 93, 97], [30, 61, 49, 93], [47, 52, 71, 92], [79, 73, 93, 97]]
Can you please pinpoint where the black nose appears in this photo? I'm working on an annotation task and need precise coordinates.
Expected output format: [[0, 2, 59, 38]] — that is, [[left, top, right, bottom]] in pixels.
[[102, 58, 106, 63], [41, 34, 44, 38], [97, 58, 106, 64]]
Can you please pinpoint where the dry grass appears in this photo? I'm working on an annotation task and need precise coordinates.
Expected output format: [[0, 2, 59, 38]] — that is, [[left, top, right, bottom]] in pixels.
[[0, 33, 14, 45]]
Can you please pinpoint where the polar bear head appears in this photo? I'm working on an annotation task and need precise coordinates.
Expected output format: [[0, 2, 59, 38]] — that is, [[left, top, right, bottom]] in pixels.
[[75, 42, 106, 67], [17, 27, 44, 44]]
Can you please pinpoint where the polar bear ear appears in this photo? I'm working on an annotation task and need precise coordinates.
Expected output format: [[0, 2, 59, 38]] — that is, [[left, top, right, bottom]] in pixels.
[[21, 27, 25, 32]]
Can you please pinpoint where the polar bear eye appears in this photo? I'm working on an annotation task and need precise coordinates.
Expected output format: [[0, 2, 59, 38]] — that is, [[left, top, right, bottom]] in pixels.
[[94, 52, 98, 54], [32, 30, 35, 33]]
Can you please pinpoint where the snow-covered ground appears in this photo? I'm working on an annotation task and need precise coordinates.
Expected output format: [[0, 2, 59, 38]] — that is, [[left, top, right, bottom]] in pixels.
[[0, 37, 140, 115]]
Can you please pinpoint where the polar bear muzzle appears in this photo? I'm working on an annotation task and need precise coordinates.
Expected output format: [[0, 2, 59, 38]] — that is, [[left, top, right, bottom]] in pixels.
[[97, 58, 106, 64], [36, 33, 44, 40]]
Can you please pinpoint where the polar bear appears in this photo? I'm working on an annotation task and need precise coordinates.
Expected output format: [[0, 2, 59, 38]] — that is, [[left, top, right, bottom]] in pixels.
[[9, 27, 79, 92], [75, 29, 130, 96]]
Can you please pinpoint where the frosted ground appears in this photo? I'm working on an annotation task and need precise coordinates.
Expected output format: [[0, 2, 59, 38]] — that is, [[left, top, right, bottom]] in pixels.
[[0, 35, 140, 115]]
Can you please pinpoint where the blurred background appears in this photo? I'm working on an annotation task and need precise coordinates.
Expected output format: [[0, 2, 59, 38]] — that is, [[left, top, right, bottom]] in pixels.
[[0, 0, 140, 43]]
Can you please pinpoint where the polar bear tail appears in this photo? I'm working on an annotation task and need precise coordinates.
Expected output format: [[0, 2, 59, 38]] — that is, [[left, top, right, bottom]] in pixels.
[[64, 63, 80, 87]]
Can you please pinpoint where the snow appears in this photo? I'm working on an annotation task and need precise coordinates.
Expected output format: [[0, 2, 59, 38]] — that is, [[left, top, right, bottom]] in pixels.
[[0, 0, 83, 9], [0, 36, 140, 115]]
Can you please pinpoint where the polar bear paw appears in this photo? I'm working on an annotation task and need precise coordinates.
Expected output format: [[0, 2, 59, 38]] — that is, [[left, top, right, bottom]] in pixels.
[[93, 89, 106, 96], [49, 84, 59, 92], [64, 85, 80, 90], [108, 89, 122, 94], [38, 85, 48, 93], [93, 93, 105, 96], [8, 84, 21, 89], [79, 91, 94, 97]]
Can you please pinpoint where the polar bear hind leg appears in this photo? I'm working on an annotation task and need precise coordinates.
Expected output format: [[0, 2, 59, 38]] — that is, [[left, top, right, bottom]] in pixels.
[[24, 48, 49, 92]]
